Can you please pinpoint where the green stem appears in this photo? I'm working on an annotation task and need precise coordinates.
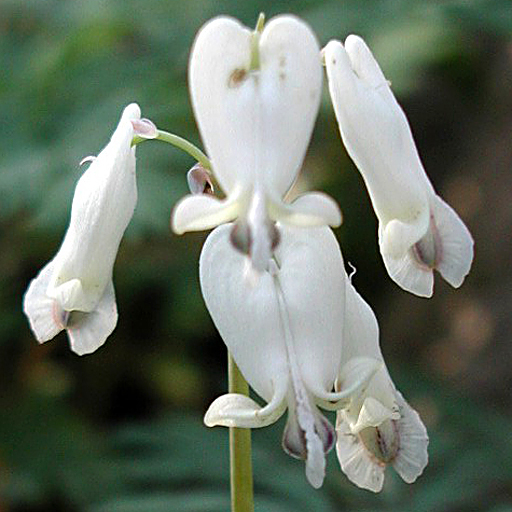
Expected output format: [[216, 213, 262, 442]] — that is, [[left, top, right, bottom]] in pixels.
[[132, 130, 211, 170], [249, 13, 265, 71], [228, 352, 254, 512]]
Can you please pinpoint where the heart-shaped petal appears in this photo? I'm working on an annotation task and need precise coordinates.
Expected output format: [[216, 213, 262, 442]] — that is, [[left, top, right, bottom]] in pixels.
[[189, 15, 322, 197]]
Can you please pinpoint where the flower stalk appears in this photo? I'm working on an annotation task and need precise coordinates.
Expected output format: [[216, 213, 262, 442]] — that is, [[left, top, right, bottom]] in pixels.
[[249, 13, 265, 71], [228, 352, 254, 512], [133, 130, 211, 170]]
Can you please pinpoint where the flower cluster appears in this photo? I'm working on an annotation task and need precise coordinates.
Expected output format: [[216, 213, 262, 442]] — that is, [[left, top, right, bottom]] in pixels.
[[22, 14, 473, 492]]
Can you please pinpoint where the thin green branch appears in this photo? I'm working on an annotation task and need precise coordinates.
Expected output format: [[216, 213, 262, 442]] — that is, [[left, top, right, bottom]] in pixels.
[[228, 352, 254, 512], [132, 130, 211, 170]]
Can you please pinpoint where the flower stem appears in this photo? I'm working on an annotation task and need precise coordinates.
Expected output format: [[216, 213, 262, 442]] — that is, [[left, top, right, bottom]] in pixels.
[[228, 352, 254, 512], [249, 13, 265, 71], [132, 130, 211, 170]]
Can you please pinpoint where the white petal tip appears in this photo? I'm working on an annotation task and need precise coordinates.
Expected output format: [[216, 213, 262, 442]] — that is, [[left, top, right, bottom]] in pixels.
[[204, 393, 285, 429], [382, 249, 434, 298], [23, 262, 65, 343], [336, 416, 385, 492], [272, 192, 342, 228], [66, 281, 118, 355], [430, 195, 474, 289], [122, 103, 142, 120], [392, 392, 429, 483], [171, 194, 238, 235]]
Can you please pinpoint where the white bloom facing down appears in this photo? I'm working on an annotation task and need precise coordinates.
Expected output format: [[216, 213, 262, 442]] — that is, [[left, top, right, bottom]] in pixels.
[[324, 36, 474, 297], [23, 103, 140, 355], [200, 224, 378, 488], [335, 272, 428, 492], [172, 15, 341, 272]]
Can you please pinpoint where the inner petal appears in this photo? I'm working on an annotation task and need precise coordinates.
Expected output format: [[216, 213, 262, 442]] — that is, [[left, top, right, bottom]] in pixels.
[[412, 211, 440, 269], [358, 419, 400, 464], [272, 268, 334, 488], [230, 190, 280, 272], [282, 391, 335, 460]]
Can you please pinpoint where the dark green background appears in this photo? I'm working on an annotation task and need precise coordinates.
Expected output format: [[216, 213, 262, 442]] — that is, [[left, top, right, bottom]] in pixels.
[[1, 0, 511, 510]]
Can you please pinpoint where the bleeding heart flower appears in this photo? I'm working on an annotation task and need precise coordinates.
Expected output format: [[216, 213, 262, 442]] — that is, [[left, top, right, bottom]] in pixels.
[[200, 223, 378, 488], [23, 103, 141, 355], [324, 36, 473, 297]]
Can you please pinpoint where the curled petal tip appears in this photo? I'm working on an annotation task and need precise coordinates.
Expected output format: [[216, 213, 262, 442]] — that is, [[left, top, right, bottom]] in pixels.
[[187, 163, 214, 195], [171, 194, 240, 235], [131, 118, 158, 139], [79, 155, 96, 167], [204, 393, 285, 428]]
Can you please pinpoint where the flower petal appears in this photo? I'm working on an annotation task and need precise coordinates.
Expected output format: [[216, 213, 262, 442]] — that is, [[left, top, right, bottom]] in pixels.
[[66, 280, 118, 355], [23, 260, 67, 343], [351, 396, 399, 434], [324, 38, 428, 220], [284, 393, 332, 489], [391, 391, 429, 483], [318, 357, 382, 410], [429, 194, 474, 288], [268, 191, 342, 228], [336, 415, 386, 492], [172, 193, 241, 234], [380, 245, 434, 298], [204, 388, 287, 428], [189, 15, 322, 196], [199, 224, 289, 402], [273, 226, 346, 396]]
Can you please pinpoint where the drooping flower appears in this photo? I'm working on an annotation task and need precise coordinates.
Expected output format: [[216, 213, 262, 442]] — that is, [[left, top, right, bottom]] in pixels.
[[172, 15, 341, 272], [335, 271, 428, 492], [23, 103, 141, 355], [200, 223, 379, 488], [323, 36, 474, 297]]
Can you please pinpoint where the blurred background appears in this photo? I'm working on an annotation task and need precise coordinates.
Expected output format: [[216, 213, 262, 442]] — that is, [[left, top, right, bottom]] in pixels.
[[1, 0, 511, 510]]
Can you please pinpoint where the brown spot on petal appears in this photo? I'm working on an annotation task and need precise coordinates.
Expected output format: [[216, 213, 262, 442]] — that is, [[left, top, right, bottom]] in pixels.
[[228, 68, 247, 88]]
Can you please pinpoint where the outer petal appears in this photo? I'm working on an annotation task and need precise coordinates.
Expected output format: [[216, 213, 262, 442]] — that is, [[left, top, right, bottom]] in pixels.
[[199, 224, 347, 409], [204, 389, 287, 428], [272, 226, 346, 396], [336, 416, 386, 492], [66, 280, 118, 355], [189, 15, 322, 196], [429, 194, 474, 288], [23, 260, 67, 343], [324, 38, 428, 223], [391, 391, 429, 483], [380, 194, 474, 297], [47, 103, 139, 312], [171, 192, 242, 234], [199, 224, 289, 402], [339, 273, 396, 412], [268, 191, 342, 228]]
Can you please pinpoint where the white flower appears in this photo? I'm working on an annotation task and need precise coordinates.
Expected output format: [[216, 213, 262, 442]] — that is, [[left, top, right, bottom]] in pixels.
[[23, 103, 140, 355], [200, 224, 378, 488], [323, 36, 474, 297], [335, 272, 429, 492], [172, 15, 341, 272]]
